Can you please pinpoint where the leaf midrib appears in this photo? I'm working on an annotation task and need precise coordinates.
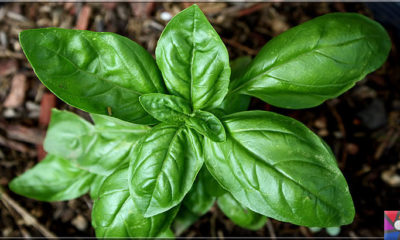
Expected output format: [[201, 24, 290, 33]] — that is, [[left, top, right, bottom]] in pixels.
[[229, 36, 370, 95], [229, 135, 342, 216], [189, 7, 197, 107], [102, 190, 130, 228], [38, 43, 143, 96], [143, 126, 184, 214]]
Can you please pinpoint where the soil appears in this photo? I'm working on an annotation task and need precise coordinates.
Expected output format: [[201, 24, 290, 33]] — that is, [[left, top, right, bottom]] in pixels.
[[0, 2, 399, 238]]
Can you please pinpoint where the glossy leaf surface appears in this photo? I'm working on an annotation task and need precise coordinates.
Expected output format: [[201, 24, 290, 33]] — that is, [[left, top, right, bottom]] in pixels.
[[205, 111, 355, 227], [156, 4, 230, 110], [9, 154, 96, 201], [214, 57, 252, 116], [92, 167, 177, 237], [90, 175, 107, 199], [202, 166, 226, 197], [45, 109, 149, 175], [20, 28, 165, 124], [231, 13, 391, 109], [230, 56, 252, 81], [218, 193, 266, 230], [139, 93, 191, 123], [157, 228, 175, 238], [183, 167, 215, 215], [129, 124, 203, 217], [185, 110, 226, 142]]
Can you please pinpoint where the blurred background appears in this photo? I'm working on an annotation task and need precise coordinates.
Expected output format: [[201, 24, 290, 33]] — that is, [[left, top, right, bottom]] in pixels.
[[0, 2, 399, 238]]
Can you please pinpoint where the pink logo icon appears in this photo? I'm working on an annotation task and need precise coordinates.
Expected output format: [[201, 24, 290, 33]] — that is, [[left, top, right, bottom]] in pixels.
[[385, 211, 400, 240]]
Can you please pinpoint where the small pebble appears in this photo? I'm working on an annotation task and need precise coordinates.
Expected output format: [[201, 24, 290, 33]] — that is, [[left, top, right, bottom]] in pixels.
[[317, 129, 329, 137], [346, 143, 359, 155], [0, 31, 7, 47], [314, 116, 327, 129], [382, 166, 400, 187], [13, 41, 21, 51], [160, 11, 172, 21], [357, 99, 386, 130], [333, 131, 343, 139], [26, 101, 40, 119], [3, 108, 17, 118], [2, 227, 12, 237], [72, 215, 88, 231]]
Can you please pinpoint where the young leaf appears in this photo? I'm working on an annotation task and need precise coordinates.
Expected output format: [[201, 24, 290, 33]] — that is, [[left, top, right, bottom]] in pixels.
[[183, 167, 216, 215], [92, 167, 178, 237], [218, 193, 267, 230], [156, 4, 230, 110], [139, 94, 226, 141], [205, 111, 355, 227], [9, 154, 96, 201], [129, 124, 204, 217], [139, 93, 191, 123], [19, 28, 165, 124], [230, 13, 391, 109], [45, 109, 149, 175], [185, 110, 226, 142]]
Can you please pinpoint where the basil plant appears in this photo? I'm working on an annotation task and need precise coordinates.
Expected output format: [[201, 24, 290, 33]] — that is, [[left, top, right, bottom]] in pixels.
[[9, 5, 390, 237]]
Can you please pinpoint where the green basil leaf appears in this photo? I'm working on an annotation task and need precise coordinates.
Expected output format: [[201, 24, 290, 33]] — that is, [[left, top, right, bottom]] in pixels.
[[185, 110, 226, 142], [173, 168, 220, 236], [218, 192, 266, 230], [309, 227, 322, 233], [326, 227, 341, 236], [90, 113, 145, 129], [202, 167, 226, 197], [139, 93, 191, 123], [45, 109, 149, 175], [172, 205, 199, 236], [44, 109, 93, 159], [230, 56, 252, 82], [90, 175, 107, 200], [205, 111, 355, 227], [183, 167, 215, 215], [129, 124, 203, 217], [20, 28, 166, 124], [155, 4, 230, 110], [92, 167, 178, 237], [90, 113, 150, 142], [230, 13, 391, 109], [214, 57, 252, 116], [157, 228, 175, 238], [9, 154, 96, 201]]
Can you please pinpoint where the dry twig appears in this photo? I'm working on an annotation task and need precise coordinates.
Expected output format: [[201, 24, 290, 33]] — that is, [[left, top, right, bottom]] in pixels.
[[0, 187, 57, 238], [266, 219, 276, 239], [222, 37, 258, 56]]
